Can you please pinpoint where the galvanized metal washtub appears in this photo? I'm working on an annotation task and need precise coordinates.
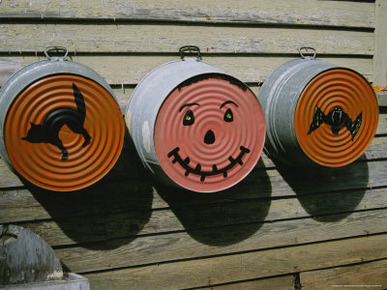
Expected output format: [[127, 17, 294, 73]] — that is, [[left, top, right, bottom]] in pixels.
[[257, 47, 378, 167], [0, 46, 125, 191], [126, 46, 266, 193]]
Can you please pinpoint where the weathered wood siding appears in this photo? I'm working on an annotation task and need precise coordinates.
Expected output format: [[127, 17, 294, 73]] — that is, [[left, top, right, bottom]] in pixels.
[[0, 0, 386, 289]]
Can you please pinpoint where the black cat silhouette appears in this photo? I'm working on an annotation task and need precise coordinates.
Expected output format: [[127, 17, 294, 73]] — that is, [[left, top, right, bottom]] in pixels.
[[22, 83, 91, 161]]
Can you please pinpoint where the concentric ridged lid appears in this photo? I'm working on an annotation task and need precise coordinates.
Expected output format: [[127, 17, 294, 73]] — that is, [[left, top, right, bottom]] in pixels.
[[4, 74, 124, 191], [154, 74, 265, 192], [295, 68, 378, 167]]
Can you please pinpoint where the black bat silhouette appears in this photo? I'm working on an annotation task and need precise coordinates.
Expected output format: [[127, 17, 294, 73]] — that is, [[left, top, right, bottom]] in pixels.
[[307, 106, 362, 140]]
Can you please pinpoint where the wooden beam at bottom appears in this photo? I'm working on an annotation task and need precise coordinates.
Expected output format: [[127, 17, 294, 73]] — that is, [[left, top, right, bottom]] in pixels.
[[300, 259, 387, 290], [200, 275, 295, 290], [84, 234, 387, 290]]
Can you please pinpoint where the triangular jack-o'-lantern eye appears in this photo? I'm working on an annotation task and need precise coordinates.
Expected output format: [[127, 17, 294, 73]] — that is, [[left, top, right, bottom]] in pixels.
[[224, 108, 233, 122], [183, 110, 195, 126]]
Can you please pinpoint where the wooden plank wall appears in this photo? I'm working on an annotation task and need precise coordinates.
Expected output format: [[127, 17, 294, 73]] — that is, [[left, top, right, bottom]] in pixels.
[[0, 0, 386, 289]]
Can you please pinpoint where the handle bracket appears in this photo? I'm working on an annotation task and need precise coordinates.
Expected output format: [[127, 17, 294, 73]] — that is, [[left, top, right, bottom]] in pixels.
[[179, 46, 202, 61], [44, 45, 69, 61], [299, 47, 317, 60]]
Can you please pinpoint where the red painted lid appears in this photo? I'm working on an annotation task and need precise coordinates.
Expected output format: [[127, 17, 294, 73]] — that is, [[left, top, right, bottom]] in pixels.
[[154, 74, 265, 193], [5, 74, 124, 191]]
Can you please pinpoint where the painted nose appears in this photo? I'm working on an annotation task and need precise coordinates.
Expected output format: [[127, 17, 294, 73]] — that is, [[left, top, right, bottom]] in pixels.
[[204, 129, 215, 145]]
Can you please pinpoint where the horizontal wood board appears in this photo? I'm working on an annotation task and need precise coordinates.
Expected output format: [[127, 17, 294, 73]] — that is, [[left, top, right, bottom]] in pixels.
[[300, 259, 387, 290], [83, 234, 387, 289], [0, 55, 374, 88], [0, 24, 374, 55], [0, 0, 375, 28]]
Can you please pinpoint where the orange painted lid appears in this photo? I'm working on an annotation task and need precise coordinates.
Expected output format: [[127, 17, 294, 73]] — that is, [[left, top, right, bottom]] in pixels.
[[154, 74, 265, 193], [4, 74, 124, 191], [295, 68, 378, 167]]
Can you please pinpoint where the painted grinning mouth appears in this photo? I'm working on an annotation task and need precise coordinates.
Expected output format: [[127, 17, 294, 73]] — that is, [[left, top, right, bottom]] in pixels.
[[167, 146, 250, 182]]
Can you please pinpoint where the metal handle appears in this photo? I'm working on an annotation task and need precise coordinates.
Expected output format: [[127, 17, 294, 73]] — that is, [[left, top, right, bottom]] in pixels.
[[179, 45, 202, 61], [299, 46, 317, 59], [44, 45, 69, 61]]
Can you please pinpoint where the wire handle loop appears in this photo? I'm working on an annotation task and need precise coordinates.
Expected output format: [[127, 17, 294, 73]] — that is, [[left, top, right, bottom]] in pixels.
[[44, 45, 69, 61], [179, 45, 202, 61], [299, 46, 317, 59]]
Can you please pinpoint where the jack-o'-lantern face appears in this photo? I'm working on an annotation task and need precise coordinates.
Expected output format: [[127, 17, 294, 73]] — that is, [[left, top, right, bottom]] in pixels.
[[154, 74, 265, 193]]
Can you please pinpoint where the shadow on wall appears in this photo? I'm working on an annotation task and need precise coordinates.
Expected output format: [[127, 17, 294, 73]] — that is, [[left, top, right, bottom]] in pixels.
[[26, 130, 153, 251], [276, 157, 368, 222], [155, 158, 272, 246]]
